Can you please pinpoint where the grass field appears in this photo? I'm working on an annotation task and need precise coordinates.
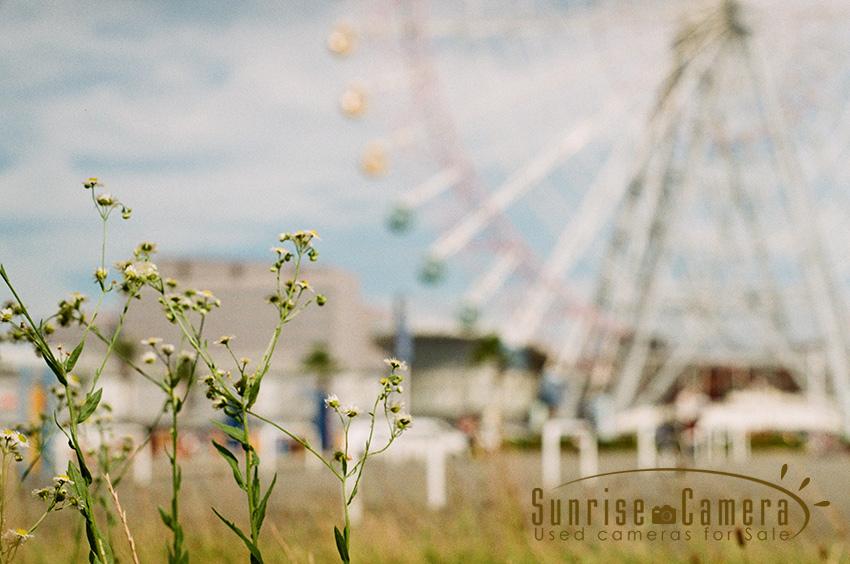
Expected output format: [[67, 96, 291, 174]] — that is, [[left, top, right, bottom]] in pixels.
[[7, 449, 850, 563]]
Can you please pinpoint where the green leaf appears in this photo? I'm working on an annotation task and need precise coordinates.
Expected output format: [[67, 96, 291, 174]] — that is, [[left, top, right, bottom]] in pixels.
[[246, 379, 261, 408], [334, 526, 350, 563], [77, 388, 103, 424], [45, 356, 68, 385], [211, 420, 247, 447], [347, 483, 359, 506], [65, 340, 85, 372], [212, 440, 244, 488], [211, 507, 263, 563], [255, 473, 277, 532], [67, 463, 113, 563], [158, 506, 174, 530]]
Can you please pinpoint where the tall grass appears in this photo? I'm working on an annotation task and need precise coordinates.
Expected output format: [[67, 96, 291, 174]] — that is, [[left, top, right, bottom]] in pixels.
[[0, 180, 411, 562]]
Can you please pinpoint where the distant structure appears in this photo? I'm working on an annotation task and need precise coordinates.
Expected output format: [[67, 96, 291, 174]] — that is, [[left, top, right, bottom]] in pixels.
[[330, 0, 850, 436], [123, 259, 385, 371], [1, 260, 547, 437]]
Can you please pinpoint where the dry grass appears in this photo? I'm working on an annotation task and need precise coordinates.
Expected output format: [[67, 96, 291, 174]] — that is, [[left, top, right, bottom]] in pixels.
[[7, 450, 849, 563]]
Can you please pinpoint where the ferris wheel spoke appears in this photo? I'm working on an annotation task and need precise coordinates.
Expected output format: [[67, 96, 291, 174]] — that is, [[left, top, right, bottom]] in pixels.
[[740, 34, 850, 428], [461, 250, 522, 313], [506, 131, 639, 346], [399, 167, 461, 210], [428, 99, 628, 262], [593, 29, 733, 317]]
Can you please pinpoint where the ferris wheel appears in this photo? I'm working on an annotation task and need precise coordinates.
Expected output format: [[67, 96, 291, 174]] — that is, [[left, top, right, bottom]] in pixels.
[[327, 0, 850, 422]]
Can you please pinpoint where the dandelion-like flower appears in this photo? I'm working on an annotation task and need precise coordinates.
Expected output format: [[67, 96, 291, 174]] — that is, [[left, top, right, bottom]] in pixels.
[[142, 352, 157, 364], [161, 344, 175, 356], [95, 193, 115, 206], [1, 429, 28, 452], [343, 405, 360, 418], [53, 474, 74, 486], [216, 335, 234, 346], [4, 528, 33, 545], [135, 241, 157, 256], [0, 308, 12, 322], [136, 262, 159, 281], [31, 488, 52, 501], [142, 337, 163, 347], [395, 414, 413, 430], [383, 358, 408, 371], [324, 394, 340, 409], [123, 263, 139, 280]]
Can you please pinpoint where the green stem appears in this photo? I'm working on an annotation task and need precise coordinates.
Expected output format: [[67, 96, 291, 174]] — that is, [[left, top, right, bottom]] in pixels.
[[1, 452, 8, 564], [169, 393, 181, 559], [90, 294, 135, 393], [246, 410, 339, 479], [254, 253, 304, 389], [242, 410, 261, 562]]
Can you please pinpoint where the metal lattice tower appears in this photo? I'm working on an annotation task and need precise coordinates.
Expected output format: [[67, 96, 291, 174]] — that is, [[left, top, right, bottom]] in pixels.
[[328, 0, 850, 431], [567, 1, 850, 429]]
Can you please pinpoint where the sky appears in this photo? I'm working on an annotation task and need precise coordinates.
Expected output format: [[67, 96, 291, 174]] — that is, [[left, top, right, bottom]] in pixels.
[[0, 1, 434, 318], [0, 0, 661, 328], [2, 0, 850, 349]]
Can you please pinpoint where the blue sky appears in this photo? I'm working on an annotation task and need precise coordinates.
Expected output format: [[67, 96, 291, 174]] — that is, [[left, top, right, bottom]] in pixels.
[[0, 0, 646, 327], [0, 1, 440, 318], [2, 0, 850, 346]]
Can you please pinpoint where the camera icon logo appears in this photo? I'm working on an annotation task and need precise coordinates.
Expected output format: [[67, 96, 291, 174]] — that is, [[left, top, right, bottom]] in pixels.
[[651, 504, 677, 525]]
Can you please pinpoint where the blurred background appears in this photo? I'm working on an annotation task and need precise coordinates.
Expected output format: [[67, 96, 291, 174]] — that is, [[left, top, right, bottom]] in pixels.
[[2, 0, 850, 561]]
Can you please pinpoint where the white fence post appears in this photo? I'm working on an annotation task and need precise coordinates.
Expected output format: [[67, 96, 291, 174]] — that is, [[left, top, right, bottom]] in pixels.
[[542, 419, 599, 489], [542, 420, 562, 489], [637, 425, 657, 468], [426, 446, 447, 509]]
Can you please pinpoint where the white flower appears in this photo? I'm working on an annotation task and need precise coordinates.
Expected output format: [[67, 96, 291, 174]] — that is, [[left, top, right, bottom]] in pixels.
[[95, 193, 115, 206], [324, 394, 340, 409], [53, 474, 74, 486], [136, 262, 159, 281], [4, 528, 33, 544], [343, 405, 360, 418], [396, 414, 413, 430], [125, 262, 158, 282], [383, 358, 408, 371], [1, 429, 27, 450], [142, 352, 157, 364], [0, 308, 13, 322], [141, 337, 163, 347], [161, 344, 175, 356], [216, 335, 234, 346]]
